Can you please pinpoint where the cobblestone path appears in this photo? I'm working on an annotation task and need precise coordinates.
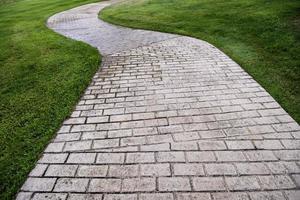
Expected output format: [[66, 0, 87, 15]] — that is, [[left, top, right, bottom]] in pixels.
[[17, 1, 300, 200]]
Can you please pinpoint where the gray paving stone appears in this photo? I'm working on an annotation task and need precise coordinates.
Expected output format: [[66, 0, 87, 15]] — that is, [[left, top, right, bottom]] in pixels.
[[235, 163, 269, 175], [21, 178, 56, 192], [44, 142, 65, 153], [198, 130, 226, 138], [173, 163, 204, 176], [267, 162, 288, 174], [140, 143, 170, 151], [104, 194, 137, 200], [171, 141, 198, 150], [192, 177, 226, 191], [285, 190, 300, 200], [108, 164, 139, 177], [274, 150, 300, 160], [45, 165, 77, 177], [254, 140, 284, 149], [249, 191, 286, 200], [77, 165, 108, 177], [55, 133, 81, 142], [108, 129, 132, 138], [245, 151, 278, 161], [29, 164, 48, 177], [258, 175, 296, 190], [291, 174, 300, 186], [198, 140, 227, 150], [86, 116, 109, 124], [93, 138, 119, 149], [226, 176, 261, 191], [64, 117, 86, 125], [281, 140, 300, 149], [71, 124, 96, 132], [68, 194, 103, 200], [132, 127, 157, 136], [58, 125, 71, 133], [141, 163, 171, 176], [187, 151, 216, 162], [215, 151, 246, 162], [158, 177, 191, 191], [126, 152, 155, 163], [175, 193, 211, 200], [205, 163, 237, 175], [16, 192, 32, 200], [88, 178, 121, 192], [140, 193, 173, 200], [226, 140, 255, 150], [32, 193, 67, 200], [97, 153, 125, 164], [53, 178, 89, 192], [212, 192, 249, 200], [174, 132, 200, 141], [67, 153, 96, 164], [122, 178, 156, 192], [147, 134, 173, 144], [64, 141, 92, 151], [39, 153, 68, 164], [121, 136, 146, 146], [81, 131, 107, 140], [157, 152, 185, 162]]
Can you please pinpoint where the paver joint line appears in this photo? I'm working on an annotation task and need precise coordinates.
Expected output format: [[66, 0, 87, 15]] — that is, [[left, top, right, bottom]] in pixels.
[[17, 0, 300, 199]]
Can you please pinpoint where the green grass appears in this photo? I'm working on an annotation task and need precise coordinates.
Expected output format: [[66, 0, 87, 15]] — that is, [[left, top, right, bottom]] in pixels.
[[101, 0, 300, 123], [0, 0, 100, 199]]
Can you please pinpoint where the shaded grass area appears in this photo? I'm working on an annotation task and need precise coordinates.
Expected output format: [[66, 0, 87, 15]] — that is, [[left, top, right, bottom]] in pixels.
[[101, 0, 300, 123], [0, 0, 100, 198]]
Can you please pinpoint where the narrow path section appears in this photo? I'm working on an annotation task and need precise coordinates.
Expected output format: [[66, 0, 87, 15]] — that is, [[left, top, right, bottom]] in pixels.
[[18, 1, 300, 200], [47, 1, 177, 55]]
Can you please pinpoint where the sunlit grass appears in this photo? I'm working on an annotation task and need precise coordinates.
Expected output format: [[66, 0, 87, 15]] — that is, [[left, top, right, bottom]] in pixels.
[[0, 0, 100, 198]]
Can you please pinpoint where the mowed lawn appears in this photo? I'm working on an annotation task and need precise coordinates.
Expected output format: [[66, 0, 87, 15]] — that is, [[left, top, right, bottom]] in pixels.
[[0, 0, 100, 198], [101, 0, 300, 123]]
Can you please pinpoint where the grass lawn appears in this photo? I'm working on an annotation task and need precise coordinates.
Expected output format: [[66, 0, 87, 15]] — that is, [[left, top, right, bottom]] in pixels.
[[101, 0, 300, 123], [0, 0, 100, 198]]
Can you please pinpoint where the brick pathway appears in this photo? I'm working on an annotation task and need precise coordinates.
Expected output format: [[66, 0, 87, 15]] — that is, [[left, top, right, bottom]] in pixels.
[[17, 1, 300, 200]]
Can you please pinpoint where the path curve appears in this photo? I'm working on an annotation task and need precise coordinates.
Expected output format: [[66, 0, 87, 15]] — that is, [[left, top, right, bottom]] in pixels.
[[47, 1, 178, 55], [17, 1, 300, 199]]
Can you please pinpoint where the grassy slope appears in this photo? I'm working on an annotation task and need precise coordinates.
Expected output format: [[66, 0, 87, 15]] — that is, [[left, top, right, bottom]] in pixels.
[[0, 0, 100, 198], [101, 0, 300, 123]]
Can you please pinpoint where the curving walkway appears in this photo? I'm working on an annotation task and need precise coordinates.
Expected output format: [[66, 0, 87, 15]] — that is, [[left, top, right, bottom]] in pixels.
[[17, 1, 300, 200]]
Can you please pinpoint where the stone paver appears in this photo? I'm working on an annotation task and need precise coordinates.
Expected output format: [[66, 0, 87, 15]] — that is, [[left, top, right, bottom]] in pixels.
[[17, 0, 300, 199]]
